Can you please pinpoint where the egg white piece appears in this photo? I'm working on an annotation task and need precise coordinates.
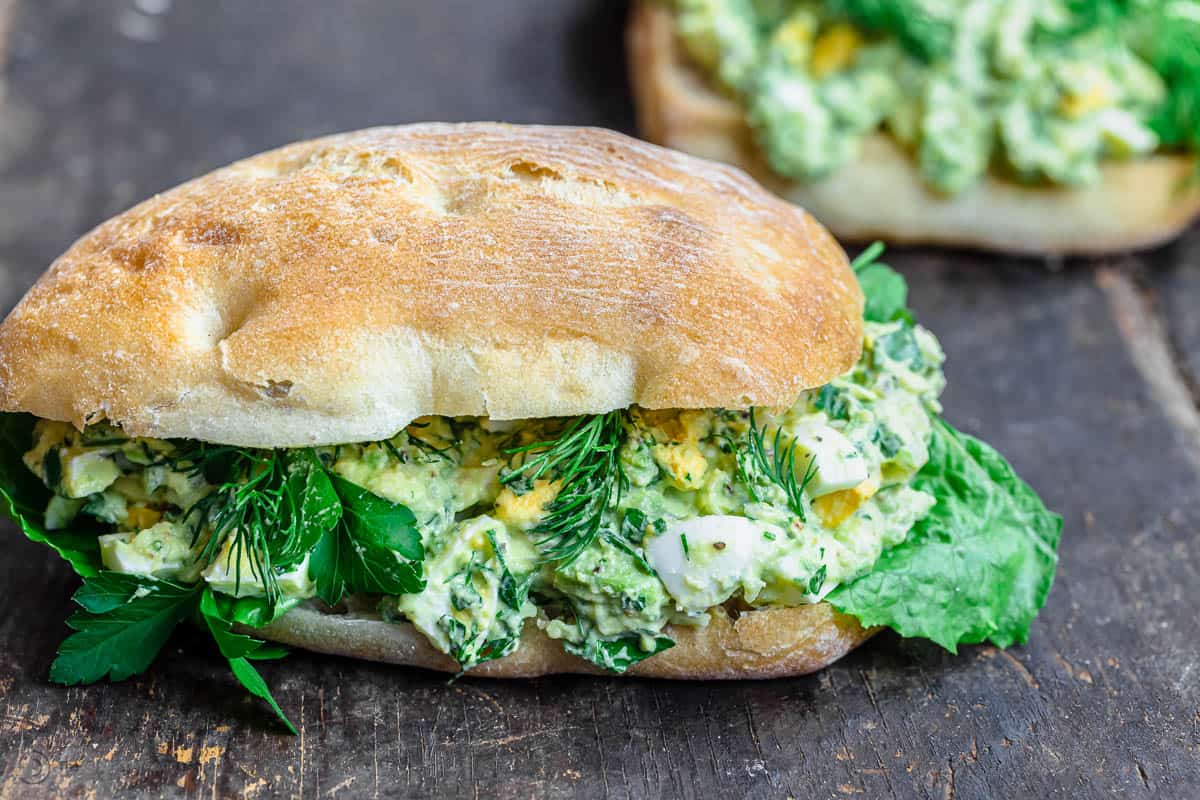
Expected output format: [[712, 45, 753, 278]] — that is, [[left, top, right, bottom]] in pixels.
[[645, 515, 770, 612], [784, 421, 868, 497]]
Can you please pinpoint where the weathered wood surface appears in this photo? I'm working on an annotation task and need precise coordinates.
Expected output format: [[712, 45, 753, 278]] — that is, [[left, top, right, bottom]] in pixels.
[[0, 1, 1197, 797]]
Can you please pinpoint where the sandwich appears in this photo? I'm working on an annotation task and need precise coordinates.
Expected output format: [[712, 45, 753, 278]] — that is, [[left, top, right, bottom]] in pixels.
[[627, 0, 1200, 254], [0, 123, 1060, 732]]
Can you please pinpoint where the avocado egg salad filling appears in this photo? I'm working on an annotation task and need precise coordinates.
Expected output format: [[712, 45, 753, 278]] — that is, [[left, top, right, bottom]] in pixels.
[[674, 0, 1200, 193], [0, 248, 1060, 732]]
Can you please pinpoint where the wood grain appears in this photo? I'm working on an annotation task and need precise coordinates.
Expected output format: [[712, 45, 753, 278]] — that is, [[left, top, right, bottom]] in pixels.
[[0, 1, 1198, 798]]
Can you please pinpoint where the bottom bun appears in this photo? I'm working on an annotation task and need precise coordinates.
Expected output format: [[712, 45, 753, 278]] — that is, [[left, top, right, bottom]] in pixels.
[[255, 599, 874, 679], [627, 3, 1200, 256]]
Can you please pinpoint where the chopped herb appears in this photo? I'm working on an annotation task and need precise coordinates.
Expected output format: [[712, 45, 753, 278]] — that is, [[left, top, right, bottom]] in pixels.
[[563, 632, 674, 673], [812, 384, 851, 421], [620, 594, 648, 613], [680, 533, 691, 560], [808, 565, 828, 595], [601, 527, 657, 576], [449, 563, 484, 611], [879, 326, 924, 370], [742, 410, 818, 520], [873, 424, 904, 459], [500, 412, 628, 565], [621, 508, 648, 544], [42, 448, 62, 490], [486, 529, 533, 612]]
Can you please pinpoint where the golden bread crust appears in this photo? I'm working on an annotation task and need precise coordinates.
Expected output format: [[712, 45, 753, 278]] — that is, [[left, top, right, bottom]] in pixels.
[[0, 123, 862, 446], [627, 3, 1200, 255], [256, 599, 876, 679]]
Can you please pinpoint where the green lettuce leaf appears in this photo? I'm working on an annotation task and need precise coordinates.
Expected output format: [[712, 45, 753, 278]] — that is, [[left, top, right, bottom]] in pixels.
[[829, 246, 1061, 650], [0, 413, 102, 576], [830, 419, 1062, 651]]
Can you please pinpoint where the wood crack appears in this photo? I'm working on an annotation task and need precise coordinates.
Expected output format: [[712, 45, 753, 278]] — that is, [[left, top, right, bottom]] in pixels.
[[1097, 267, 1200, 476], [1134, 760, 1152, 791]]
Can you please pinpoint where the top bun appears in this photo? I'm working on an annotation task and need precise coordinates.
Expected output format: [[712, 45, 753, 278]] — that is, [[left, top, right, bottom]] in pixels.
[[0, 123, 862, 447]]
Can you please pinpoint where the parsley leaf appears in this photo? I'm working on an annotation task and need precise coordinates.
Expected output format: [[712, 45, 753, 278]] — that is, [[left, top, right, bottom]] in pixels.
[[332, 475, 422, 559], [0, 413, 102, 576], [309, 528, 349, 606], [310, 476, 424, 604], [49, 573, 199, 684], [276, 453, 342, 564], [200, 589, 297, 734]]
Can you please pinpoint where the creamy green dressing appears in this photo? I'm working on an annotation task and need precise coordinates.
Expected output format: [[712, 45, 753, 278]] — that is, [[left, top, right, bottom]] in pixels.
[[676, 0, 1173, 193], [22, 321, 946, 669]]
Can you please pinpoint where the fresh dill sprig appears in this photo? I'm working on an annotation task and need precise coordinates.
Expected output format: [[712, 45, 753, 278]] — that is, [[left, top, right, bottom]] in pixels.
[[170, 445, 329, 606], [742, 409, 817, 521], [500, 412, 628, 565], [172, 447, 286, 603], [402, 423, 456, 458]]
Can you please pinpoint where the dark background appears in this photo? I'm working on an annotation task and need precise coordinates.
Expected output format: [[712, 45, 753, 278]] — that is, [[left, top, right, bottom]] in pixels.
[[0, 1, 1198, 798]]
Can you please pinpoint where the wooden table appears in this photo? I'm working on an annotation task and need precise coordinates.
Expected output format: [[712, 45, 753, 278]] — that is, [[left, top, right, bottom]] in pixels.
[[0, 2, 1197, 797]]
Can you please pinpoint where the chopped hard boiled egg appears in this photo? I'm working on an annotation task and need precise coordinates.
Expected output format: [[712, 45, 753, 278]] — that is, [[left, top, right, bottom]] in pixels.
[[201, 534, 314, 598], [644, 515, 768, 612], [810, 23, 862, 78], [493, 479, 559, 530], [812, 479, 879, 529], [60, 450, 122, 498], [100, 521, 199, 581], [784, 421, 868, 498], [394, 516, 535, 669]]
